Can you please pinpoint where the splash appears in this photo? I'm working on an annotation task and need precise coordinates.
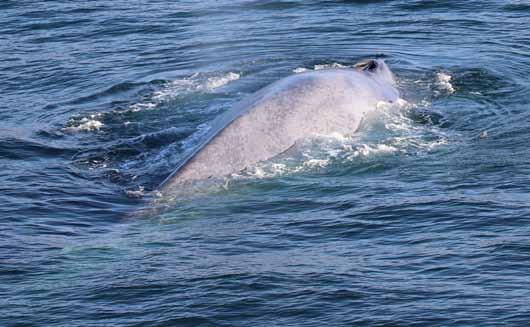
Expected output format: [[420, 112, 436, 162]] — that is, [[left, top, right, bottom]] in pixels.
[[205, 72, 240, 89], [232, 98, 450, 180], [125, 186, 145, 199], [349, 144, 398, 158], [150, 71, 240, 104], [293, 67, 309, 73], [293, 62, 349, 73], [436, 72, 455, 94], [63, 116, 104, 132], [64, 71, 241, 132]]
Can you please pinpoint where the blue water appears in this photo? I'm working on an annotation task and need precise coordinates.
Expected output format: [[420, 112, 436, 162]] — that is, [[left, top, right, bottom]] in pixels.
[[2, 1, 530, 325]]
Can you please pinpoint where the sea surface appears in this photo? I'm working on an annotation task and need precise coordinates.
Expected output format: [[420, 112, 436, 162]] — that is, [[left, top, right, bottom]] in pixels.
[[2, 1, 530, 326]]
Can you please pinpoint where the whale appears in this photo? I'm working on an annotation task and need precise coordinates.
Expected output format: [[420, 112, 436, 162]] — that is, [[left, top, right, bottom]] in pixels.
[[158, 59, 399, 196]]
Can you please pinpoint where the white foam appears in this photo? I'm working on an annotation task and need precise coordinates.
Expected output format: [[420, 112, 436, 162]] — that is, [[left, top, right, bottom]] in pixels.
[[126, 186, 145, 198], [235, 97, 451, 180], [293, 62, 349, 73], [63, 117, 103, 132], [293, 67, 309, 73], [150, 71, 240, 104], [205, 72, 240, 90], [314, 63, 347, 70], [436, 72, 455, 94], [64, 71, 240, 133], [128, 102, 157, 112], [349, 144, 398, 158], [303, 158, 330, 168]]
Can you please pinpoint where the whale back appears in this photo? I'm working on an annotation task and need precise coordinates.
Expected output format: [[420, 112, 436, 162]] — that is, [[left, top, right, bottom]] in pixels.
[[160, 67, 398, 192]]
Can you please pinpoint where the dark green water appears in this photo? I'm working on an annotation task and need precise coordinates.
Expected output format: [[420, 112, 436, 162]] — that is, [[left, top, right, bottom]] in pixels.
[[2, 1, 530, 326]]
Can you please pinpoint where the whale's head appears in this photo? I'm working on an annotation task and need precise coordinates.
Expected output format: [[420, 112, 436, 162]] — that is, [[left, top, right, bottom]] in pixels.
[[354, 59, 396, 86]]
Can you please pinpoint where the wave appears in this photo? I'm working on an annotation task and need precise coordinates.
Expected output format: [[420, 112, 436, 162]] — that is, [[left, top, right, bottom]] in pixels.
[[63, 71, 241, 133], [293, 62, 349, 73], [68, 64, 462, 199], [435, 72, 455, 94], [232, 98, 451, 180], [63, 117, 104, 132]]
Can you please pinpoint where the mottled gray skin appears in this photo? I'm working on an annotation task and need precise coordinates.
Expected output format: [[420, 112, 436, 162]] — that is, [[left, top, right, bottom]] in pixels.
[[160, 59, 398, 194]]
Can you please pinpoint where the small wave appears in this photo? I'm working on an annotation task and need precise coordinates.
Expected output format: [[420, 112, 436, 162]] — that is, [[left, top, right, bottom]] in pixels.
[[401, 69, 458, 103], [503, 2, 530, 11], [63, 71, 241, 133], [293, 62, 349, 73], [125, 186, 145, 199], [293, 67, 309, 73], [350, 143, 398, 158], [180, 123, 212, 150], [436, 72, 455, 94], [232, 98, 450, 180], [63, 116, 104, 132], [205, 72, 240, 89], [149, 71, 240, 104]]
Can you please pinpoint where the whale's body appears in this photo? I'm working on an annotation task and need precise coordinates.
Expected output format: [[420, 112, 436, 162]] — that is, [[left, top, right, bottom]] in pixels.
[[160, 59, 399, 194]]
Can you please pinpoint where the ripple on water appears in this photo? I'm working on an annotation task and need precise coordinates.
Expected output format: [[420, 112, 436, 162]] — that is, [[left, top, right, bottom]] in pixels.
[[3, 0, 530, 326]]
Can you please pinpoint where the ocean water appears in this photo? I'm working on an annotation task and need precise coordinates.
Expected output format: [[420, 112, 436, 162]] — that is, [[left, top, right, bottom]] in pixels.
[[2, 0, 530, 326]]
